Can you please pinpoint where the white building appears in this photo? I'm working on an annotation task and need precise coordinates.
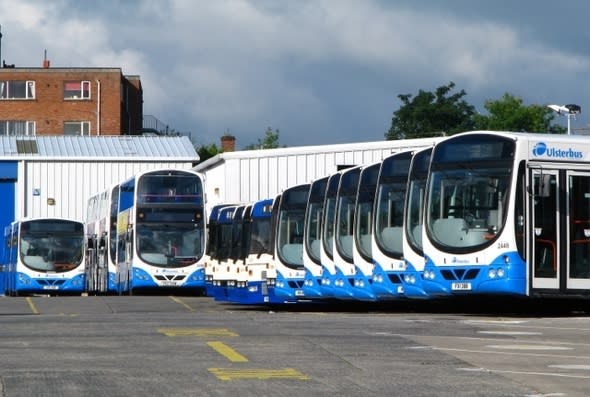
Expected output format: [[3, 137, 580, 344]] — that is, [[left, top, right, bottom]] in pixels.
[[194, 137, 442, 211], [0, 136, 198, 230]]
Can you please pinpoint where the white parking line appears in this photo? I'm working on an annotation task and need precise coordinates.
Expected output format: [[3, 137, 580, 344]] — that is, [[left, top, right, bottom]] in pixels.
[[486, 344, 572, 351], [548, 364, 590, 371], [478, 331, 542, 336], [457, 366, 590, 379]]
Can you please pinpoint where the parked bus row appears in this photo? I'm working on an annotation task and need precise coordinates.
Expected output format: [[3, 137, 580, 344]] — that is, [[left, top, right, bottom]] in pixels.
[[1, 168, 207, 296], [4, 130, 590, 301], [205, 131, 590, 304]]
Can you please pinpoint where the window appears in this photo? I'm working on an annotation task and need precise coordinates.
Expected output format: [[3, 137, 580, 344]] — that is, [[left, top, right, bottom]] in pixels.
[[0, 80, 35, 99], [0, 120, 36, 136], [64, 121, 91, 136], [64, 81, 90, 99]]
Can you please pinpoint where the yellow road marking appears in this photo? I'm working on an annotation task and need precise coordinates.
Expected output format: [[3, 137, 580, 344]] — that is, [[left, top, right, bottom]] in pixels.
[[208, 367, 310, 381], [207, 341, 249, 362], [25, 297, 39, 315], [158, 328, 239, 337], [169, 296, 195, 312]]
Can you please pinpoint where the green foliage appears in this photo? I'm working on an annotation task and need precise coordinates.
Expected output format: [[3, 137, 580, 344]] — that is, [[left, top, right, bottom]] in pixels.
[[196, 143, 221, 162], [386, 82, 476, 140], [473, 93, 567, 134], [245, 127, 283, 150]]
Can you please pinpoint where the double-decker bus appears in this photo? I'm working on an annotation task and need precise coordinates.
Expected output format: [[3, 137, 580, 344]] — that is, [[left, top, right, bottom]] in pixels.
[[227, 198, 278, 304], [302, 176, 329, 298], [400, 148, 433, 298], [85, 184, 120, 294], [370, 151, 413, 299], [115, 169, 207, 294], [273, 184, 310, 301], [422, 131, 590, 297], [4, 217, 85, 295]]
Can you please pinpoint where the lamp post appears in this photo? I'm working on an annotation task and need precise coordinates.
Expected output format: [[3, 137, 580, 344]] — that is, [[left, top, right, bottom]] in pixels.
[[547, 104, 581, 135]]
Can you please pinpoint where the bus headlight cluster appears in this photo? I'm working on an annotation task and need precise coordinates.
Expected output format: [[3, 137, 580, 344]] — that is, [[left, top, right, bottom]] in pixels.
[[205, 275, 213, 282], [321, 278, 331, 286], [373, 274, 384, 283], [354, 279, 365, 288], [18, 274, 31, 284], [404, 274, 417, 284], [423, 270, 436, 281], [335, 279, 345, 287], [228, 281, 236, 287], [276, 281, 285, 288], [267, 278, 276, 286], [304, 279, 314, 287], [236, 281, 248, 288], [488, 268, 506, 279]]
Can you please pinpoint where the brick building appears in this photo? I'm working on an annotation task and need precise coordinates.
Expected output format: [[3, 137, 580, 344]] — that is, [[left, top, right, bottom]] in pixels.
[[0, 65, 142, 136]]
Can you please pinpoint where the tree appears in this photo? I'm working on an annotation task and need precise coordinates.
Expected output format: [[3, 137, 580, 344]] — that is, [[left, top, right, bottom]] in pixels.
[[245, 127, 283, 150], [473, 93, 566, 134], [386, 82, 476, 140], [196, 143, 221, 163]]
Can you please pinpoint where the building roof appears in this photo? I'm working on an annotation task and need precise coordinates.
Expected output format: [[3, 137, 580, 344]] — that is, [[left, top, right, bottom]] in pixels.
[[0, 136, 198, 161], [193, 137, 443, 171]]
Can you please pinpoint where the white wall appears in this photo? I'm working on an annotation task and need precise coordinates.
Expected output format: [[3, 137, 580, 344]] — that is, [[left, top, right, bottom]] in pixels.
[[198, 138, 442, 212], [19, 161, 194, 221]]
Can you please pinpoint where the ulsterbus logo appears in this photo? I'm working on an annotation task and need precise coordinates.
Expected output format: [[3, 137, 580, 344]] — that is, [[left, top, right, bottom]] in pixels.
[[532, 142, 583, 159]]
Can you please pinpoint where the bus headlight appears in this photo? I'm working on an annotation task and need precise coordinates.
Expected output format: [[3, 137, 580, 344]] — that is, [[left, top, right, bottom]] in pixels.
[[497, 268, 505, 278], [423, 271, 435, 280], [488, 268, 497, 279]]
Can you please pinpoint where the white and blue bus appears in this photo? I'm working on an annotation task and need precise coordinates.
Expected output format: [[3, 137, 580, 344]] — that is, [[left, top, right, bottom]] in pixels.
[[203, 204, 236, 290], [349, 162, 382, 300], [319, 172, 342, 298], [227, 198, 278, 304], [400, 148, 434, 299], [273, 184, 310, 301], [3, 217, 85, 296], [211, 204, 250, 301], [331, 166, 368, 300], [115, 169, 207, 294], [85, 183, 120, 294], [369, 150, 413, 299], [422, 131, 590, 297], [205, 205, 237, 299], [302, 176, 329, 299]]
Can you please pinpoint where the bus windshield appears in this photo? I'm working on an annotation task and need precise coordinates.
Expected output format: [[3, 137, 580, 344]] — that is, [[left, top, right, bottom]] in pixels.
[[375, 179, 407, 256], [136, 208, 204, 267], [426, 165, 511, 251], [249, 217, 271, 256], [138, 173, 203, 204], [20, 220, 84, 272]]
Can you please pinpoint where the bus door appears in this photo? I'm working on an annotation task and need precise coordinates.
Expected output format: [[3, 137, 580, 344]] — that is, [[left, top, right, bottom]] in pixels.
[[530, 168, 590, 292]]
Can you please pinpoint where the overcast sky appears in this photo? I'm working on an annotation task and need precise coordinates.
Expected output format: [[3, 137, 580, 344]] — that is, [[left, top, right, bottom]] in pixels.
[[1, 0, 589, 148]]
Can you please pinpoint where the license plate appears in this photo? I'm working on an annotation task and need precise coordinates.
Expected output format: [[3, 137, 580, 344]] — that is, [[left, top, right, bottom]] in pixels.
[[451, 282, 471, 291], [160, 281, 177, 286], [295, 289, 305, 296], [43, 285, 59, 290]]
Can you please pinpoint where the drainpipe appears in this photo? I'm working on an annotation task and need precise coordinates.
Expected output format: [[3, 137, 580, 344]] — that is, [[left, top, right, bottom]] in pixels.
[[96, 79, 101, 135]]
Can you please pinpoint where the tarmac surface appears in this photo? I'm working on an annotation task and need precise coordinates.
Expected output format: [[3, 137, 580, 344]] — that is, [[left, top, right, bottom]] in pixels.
[[0, 294, 589, 397]]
